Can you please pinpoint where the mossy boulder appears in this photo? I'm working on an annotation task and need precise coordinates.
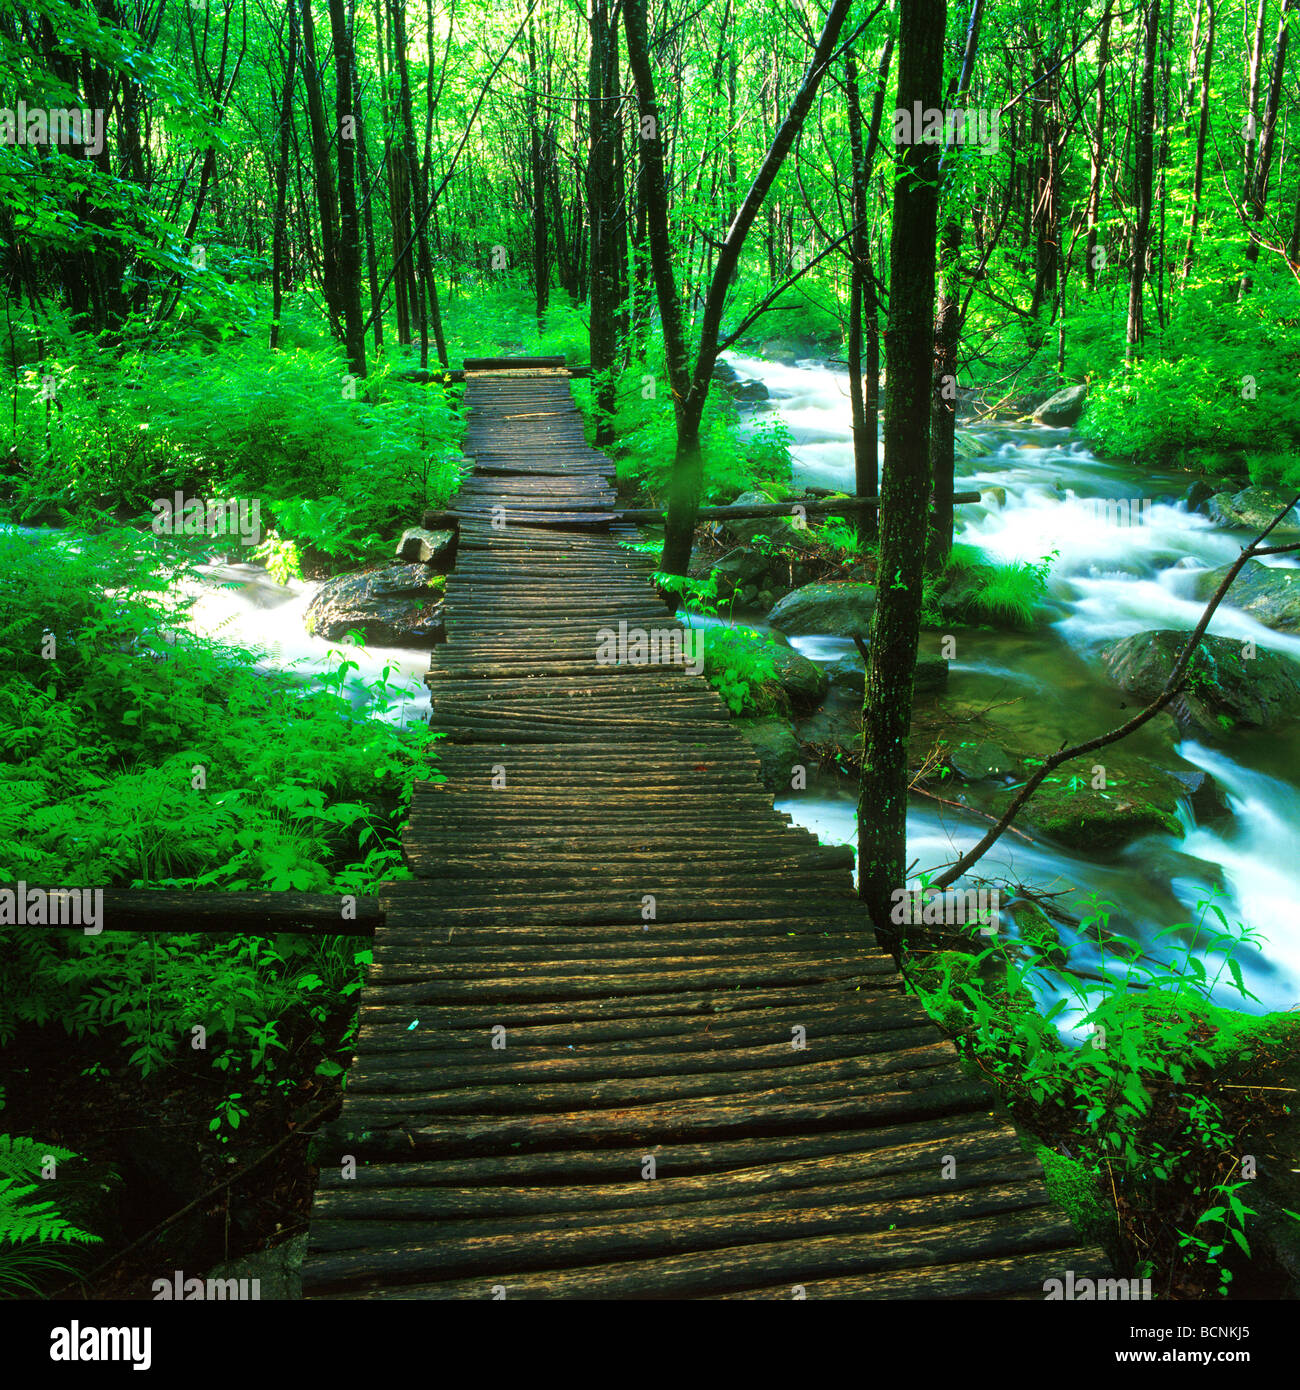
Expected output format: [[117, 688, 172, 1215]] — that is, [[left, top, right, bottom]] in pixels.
[[1189, 558, 1300, 633], [986, 753, 1189, 851], [304, 563, 446, 646], [1101, 630, 1300, 738], [826, 651, 948, 697], [767, 581, 877, 639], [1032, 383, 1089, 426], [702, 625, 828, 711], [1204, 486, 1300, 543], [733, 715, 806, 794]]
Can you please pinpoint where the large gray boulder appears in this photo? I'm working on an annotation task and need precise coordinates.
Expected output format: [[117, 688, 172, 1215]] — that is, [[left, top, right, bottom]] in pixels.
[[1204, 486, 1300, 543], [767, 582, 877, 639], [304, 563, 446, 646], [1033, 383, 1088, 427], [1101, 629, 1300, 738], [1190, 558, 1300, 633]]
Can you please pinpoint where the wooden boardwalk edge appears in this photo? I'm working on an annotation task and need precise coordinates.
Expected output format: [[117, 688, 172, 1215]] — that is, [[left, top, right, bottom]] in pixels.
[[300, 362, 1111, 1300]]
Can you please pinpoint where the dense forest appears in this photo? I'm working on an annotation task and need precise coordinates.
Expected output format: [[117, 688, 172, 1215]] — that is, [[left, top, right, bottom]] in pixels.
[[2, 0, 1300, 1324]]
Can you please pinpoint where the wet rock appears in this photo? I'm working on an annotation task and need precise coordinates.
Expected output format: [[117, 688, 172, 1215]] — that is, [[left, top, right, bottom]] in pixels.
[[1168, 768, 1231, 823], [1181, 481, 1215, 513], [1204, 486, 1300, 543], [953, 430, 989, 462], [767, 581, 877, 639], [728, 377, 771, 402], [985, 753, 1188, 851], [1033, 383, 1088, 426], [203, 1233, 309, 1301], [304, 563, 446, 646], [1101, 629, 1300, 738], [395, 527, 456, 567], [720, 490, 803, 544], [1189, 557, 1300, 633], [735, 715, 806, 794], [703, 625, 827, 711], [826, 652, 948, 697], [948, 738, 1017, 783]]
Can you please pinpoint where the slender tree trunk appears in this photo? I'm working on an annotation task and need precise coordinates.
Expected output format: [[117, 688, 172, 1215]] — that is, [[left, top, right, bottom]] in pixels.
[[845, 37, 894, 549], [328, 0, 366, 377], [588, 0, 619, 445], [927, 0, 984, 573], [1084, 4, 1110, 291], [1182, 0, 1214, 281], [300, 0, 342, 335], [859, 0, 946, 960], [1240, 0, 1293, 295], [270, 3, 298, 351], [1126, 0, 1159, 364]]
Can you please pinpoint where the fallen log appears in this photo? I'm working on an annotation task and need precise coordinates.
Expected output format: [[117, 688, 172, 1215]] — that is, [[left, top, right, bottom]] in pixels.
[[609, 492, 982, 525]]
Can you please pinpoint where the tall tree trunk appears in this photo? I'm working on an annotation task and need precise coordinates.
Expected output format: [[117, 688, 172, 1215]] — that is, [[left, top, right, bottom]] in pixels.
[[328, 0, 366, 377], [626, 0, 856, 575], [588, 0, 619, 445], [1126, 0, 1159, 364], [858, 0, 946, 960], [1182, 0, 1214, 281], [300, 0, 342, 336], [270, 2, 298, 351], [1085, 2, 1112, 290], [845, 37, 894, 548], [527, 14, 549, 326], [1240, 0, 1293, 295], [927, 0, 984, 573]]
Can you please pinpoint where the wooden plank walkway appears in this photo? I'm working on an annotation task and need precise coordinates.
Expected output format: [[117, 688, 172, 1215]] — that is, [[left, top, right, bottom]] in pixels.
[[301, 363, 1108, 1300]]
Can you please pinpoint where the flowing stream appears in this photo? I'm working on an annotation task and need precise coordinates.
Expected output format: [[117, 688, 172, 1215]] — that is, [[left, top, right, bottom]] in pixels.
[[724, 351, 1300, 1018]]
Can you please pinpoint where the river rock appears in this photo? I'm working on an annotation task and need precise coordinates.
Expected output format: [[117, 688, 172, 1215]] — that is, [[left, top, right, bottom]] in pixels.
[[986, 752, 1189, 851], [767, 581, 877, 639], [827, 651, 948, 696], [721, 491, 806, 544], [948, 738, 1018, 783], [953, 430, 989, 462], [395, 527, 456, 567], [1168, 768, 1231, 822], [735, 715, 806, 793], [304, 563, 446, 646], [1204, 486, 1300, 543], [1181, 481, 1216, 513], [1189, 558, 1300, 632], [1033, 383, 1088, 426], [702, 624, 828, 711], [1100, 629, 1300, 737]]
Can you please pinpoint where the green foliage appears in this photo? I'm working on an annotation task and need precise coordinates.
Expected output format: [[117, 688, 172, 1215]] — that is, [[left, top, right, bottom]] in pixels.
[[0, 528, 436, 1086], [909, 891, 1276, 1296], [4, 329, 463, 564], [0, 1136, 101, 1298]]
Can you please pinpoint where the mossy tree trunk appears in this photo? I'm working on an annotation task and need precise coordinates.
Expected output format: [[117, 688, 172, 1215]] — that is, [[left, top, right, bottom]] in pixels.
[[858, 0, 945, 962]]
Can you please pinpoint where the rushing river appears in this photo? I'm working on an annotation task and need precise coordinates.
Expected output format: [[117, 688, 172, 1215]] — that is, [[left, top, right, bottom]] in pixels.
[[725, 351, 1300, 1019]]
